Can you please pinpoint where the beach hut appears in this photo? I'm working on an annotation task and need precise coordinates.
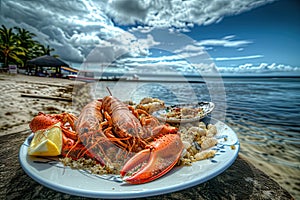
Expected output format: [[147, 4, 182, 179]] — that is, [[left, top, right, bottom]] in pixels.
[[27, 55, 69, 77]]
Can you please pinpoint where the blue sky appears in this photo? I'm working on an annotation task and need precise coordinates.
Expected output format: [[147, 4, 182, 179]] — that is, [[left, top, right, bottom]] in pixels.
[[188, 0, 300, 69], [1, 0, 299, 75]]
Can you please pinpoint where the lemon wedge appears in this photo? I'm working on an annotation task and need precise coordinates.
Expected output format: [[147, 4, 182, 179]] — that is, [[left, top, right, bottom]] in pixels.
[[28, 122, 63, 156]]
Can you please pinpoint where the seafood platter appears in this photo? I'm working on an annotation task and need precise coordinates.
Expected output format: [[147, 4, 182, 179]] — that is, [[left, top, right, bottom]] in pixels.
[[19, 94, 239, 198]]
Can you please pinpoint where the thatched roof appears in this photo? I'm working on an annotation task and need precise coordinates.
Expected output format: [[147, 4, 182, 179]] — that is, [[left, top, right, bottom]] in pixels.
[[27, 55, 69, 67]]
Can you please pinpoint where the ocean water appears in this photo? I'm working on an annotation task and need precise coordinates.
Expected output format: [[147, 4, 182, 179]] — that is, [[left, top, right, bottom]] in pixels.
[[90, 77, 300, 198]]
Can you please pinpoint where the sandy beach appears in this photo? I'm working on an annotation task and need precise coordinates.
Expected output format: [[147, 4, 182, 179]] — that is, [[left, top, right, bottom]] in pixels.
[[0, 73, 92, 137]]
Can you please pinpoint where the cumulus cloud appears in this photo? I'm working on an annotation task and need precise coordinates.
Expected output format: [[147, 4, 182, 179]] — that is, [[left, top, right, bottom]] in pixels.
[[84, 33, 160, 67], [0, 0, 278, 70], [105, 0, 275, 28], [1, 0, 108, 63], [117, 56, 208, 74], [218, 63, 300, 74], [1, 0, 156, 64]]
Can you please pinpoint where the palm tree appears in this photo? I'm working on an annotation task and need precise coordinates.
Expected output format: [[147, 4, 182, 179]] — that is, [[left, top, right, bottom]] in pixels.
[[0, 25, 26, 67], [30, 43, 44, 58], [39, 44, 55, 56], [0, 25, 57, 70], [14, 27, 37, 65], [14, 27, 36, 49]]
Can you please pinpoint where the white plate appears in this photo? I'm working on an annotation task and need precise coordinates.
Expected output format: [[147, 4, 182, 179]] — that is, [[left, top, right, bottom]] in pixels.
[[152, 102, 215, 123], [19, 119, 239, 199]]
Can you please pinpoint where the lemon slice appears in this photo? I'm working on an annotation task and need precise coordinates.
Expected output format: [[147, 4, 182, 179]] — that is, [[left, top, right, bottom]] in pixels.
[[28, 122, 63, 156]]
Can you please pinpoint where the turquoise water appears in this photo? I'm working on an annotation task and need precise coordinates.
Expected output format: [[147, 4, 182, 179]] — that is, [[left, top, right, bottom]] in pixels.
[[91, 77, 300, 197]]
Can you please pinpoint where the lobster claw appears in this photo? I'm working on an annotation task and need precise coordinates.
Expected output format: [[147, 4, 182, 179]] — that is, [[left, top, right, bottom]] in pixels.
[[120, 134, 183, 184]]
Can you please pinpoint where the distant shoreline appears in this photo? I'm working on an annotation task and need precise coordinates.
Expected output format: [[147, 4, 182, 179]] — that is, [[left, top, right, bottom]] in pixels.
[[119, 74, 300, 83], [77, 74, 300, 84], [220, 75, 300, 79], [102, 72, 300, 80]]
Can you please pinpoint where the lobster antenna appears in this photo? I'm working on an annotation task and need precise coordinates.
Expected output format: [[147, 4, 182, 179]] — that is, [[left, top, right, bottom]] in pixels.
[[106, 87, 112, 96]]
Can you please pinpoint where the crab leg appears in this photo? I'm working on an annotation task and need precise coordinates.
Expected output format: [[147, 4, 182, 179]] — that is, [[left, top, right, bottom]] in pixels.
[[120, 134, 183, 184]]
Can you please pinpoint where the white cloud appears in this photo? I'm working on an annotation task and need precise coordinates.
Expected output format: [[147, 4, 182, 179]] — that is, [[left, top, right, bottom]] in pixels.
[[1, 0, 111, 62], [70, 32, 102, 46], [1, 0, 170, 64], [1, 0, 277, 67], [223, 35, 236, 40], [215, 55, 264, 61], [197, 37, 252, 48], [105, 0, 275, 28], [218, 63, 300, 73], [174, 45, 205, 53], [82, 33, 160, 68], [1, 0, 144, 63], [129, 26, 154, 33], [116, 57, 210, 74]]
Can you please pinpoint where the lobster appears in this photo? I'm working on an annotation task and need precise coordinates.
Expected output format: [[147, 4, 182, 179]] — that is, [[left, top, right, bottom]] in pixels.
[[29, 95, 184, 184], [101, 95, 183, 184]]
